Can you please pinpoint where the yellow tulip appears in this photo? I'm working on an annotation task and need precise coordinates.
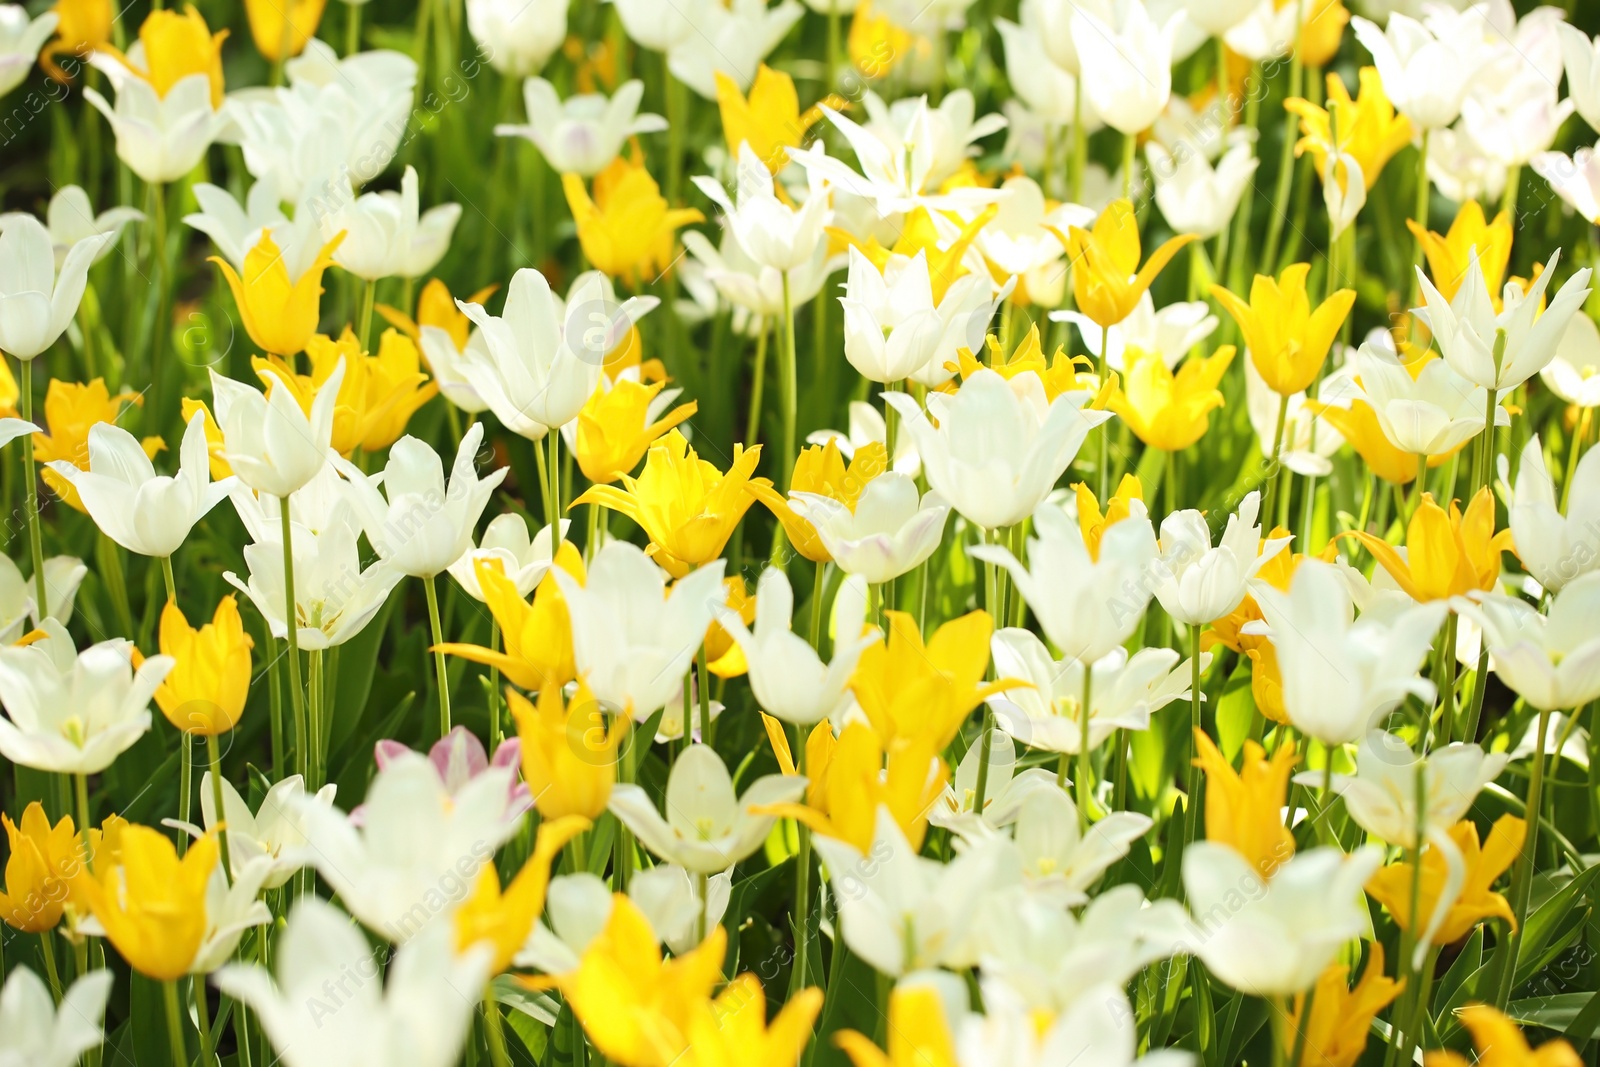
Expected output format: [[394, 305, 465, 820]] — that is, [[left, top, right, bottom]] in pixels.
[[41, 0, 114, 82], [1366, 816, 1523, 946], [0, 803, 79, 934], [0, 358, 16, 419], [680, 975, 823, 1067], [1074, 476, 1144, 562], [1284, 943, 1403, 1067], [759, 720, 947, 854], [850, 610, 1017, 753], [1194, 729, 1297, 879], [454, 815, 590, 975], [100, 6, 226, 107], [837, 984, 958, 1067], [1204, 527, 1308, 727], [1424, 1004, 1583, 1067], [300, 327, 438, 452], [1053, 199, 1197, 330], [73, 824, 216, 981], [563, 154, 704, 289], [510, 682, 625, 822], [849, 1, 916, 82], [377, 279, 499, 354], [702, 576, 755, 679], [1344, 488, 1513, 602], [955, 326, 1091, 402], [1109, 345, 1234, 452], [751, 438, 889, 564], [1212, 263, 1356, 397], [33, 378, 161, 513], [716, 66, 836, 174], [244, 0, 327, 63], [832, 205, 997, 303], [142, 596, 253, 737], [1306, 390, 1458, 488], [533, 895, 727, 1067], [1287, 68, 1412, 188], [435, 545, 586, 693], [1296, 0, 1351, 68], [1407, 200, 1514, 305], [573, 430, 767, 578], [213, 230, 344, 358], [179, 397, 232, 480], [574, 377, 698, 485]]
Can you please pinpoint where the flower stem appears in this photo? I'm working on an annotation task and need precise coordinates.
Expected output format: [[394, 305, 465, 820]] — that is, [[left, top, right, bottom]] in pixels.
[[19, 357, 48, 618], [1262, 0, 1306, 272], [1497, 706, 1554, 1008], [1076, 666, 1094, 833], [1182, 624, 1205, 862], [358, 278, 377, 352], [780, 273, 798, 495], [206, 733, 233, 886], [163, 979, 187, 1067], [39, 929, 62, 1003], [178, 733, 192, 856], [791, 721, 813, 996], [488, 619, 502, 749], [549, 429, 564, 552], [484, 988, 512, 1067], [1263, 392, 1290, 528], [195, 975, 216, 1067], [425, 574, 452, 737], [278, 497, 308, 785], [1410, 128, 1432, 306], [161, 555, 176, 605]]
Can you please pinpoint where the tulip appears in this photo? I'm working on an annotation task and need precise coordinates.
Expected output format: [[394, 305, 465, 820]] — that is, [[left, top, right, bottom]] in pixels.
[[1313, 731, 1506, 849], [31, 378, 157, 512], [0, 620, 170, 775], [695, 145, 831, 274], [715, 65, 832, 173], [143, 596, 253, 737], [1427, 1005, 1583, 1067], [1286, 67, 1414, 188], [1112, 345, 1235, 453], [564, 155, 705, 288], [1179, 0, 1255, 36], [497, 78, 666, 178], [0, 967, 112, 1067], [39, 0, 110, 82], [996, 16, 1082, 124], [1418, 251, 1593, 394], [0, 802, 78, 933], [217, 897, 492, 1067], [838, 245, 996, 384], [679, 975, 822, 1067], [1213, 263, 1356, 397], [1366, 816, 1522, 949], [813, 806, 1006, 977], [465, 0, 566, 77], [665, 0, 805, 100], [0, 215, 113, 360], [555, 542, 727, 720], [73, 823, 215, 980], [369, 727, 529, 824], [1407, 201, 1512, 306], [1146, 140, 1257, 240], [380, 278, 494, 414], [982, 782, 1152, 907], [807, 401, 920, 476], [1194, 730, 1296, 879], [0, 5, 57, 96], [753, 438, 890, 565], [1347, 488, 1513, 603], [720, 568, 880, 725], [1349, 343, 1503, 460], [1351, 8, 1491, 130], [455, 815, 590, 975], [611, 0, 697, 52], [0, 186, 141, 266], [887, 369, 1110, 531], [446, 513, 561, 602], [456, 268, 643, 440], [1509, 437, 1600, 594], [681, 225, 835, 335], [1461, 69, 1572, 172], [1454, 573, 1600, 713], [786, 472, 949, 583], [1054, 292, 1219, 375], [1183, 842, 1383, 996], [316, 165, 461, 283], [954, 978, 1164, 1067], [1153, 491, 1291, 627], [244, 0, 326, 62], [1541, 313, 1600, 408], [837, 981, 959, 1067], [209, 361, 344, 499], [610, 743, 803, 875], [519, 867, 733, 973], [511, 682, 625, 822], [1280, 947, 1401, 1067], [436, 545, 584, 692], [1071, 0, 1176, 135], [572, 376, 698, 487], [47, 409, 233, 561], [212, 229, 344, 358], [178, 772, 335, 889], [1056, 199, 1197, 331]]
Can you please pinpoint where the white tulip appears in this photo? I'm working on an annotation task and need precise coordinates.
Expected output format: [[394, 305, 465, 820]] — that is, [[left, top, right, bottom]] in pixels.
[[466, 0, 567, 77], [456, 269, 645, 440], [695, 145, 830, 274], [1351, 341, 1504, 459], [666, 0, 804, 99], [419, 322, 491, 415], [681, 226, 836, 335], [624, 864, 733, 955], [84, 72, 227, 184], [929, 733, 1053, 834], [974, 177, 1087, 300], [1146, 138, 1258, 239], [839, 246, 997, 384], [216, 897, 491, 1067], [1181, 0, 1256, 35], [1183, 842, 1382, 996], [496, 78, 666, 177], [1559, 22, 1600, 133], [187, 857, 274, 975], [0, 554, 85, 641], [1247, 560, 1447, 745], [333, 423, 506, 580], [992, 783, 1154, 908], [1306, 731, 1507, 848], [0, 619, 171, 775], [315, 166, 460, 282], [812, 805, 1006, 977], [788, 472, 950, 584], [1417, 251, 1593, 394], [516, 867, 732, 973], [610, 0, 699, 52], [719, 568, 879, 724], [1244, 358, 1353, 478], [294, 750, 520, 940], [1223, 0, 1299, 62], [182, 178, 310, 273], [996, 17, 1080, 124], [1022, 0, 1112, 75], [0, 185, 142, 267], [47, 410, 234, 559], [0, 6, 54, 96], [987, 629, 1202, 756], [1054, 292, 1219, 373], [1540, 314, 1600, 408], [447, 514, 567, 602], [0, 216, 113, 359], [806, 400, 920, 476], [553, 542, 727, 720], [210, 362, 346, 499], [1454, 572, 1600, 711], [1153, 491, 1290, 627], [1073, 0, 1177, 135], [957, 978, 1186, 1067], [1511, 437, 1600, 594], [171, 772, 338, 889], [1460, 69, 1573, 170], [1532, 145, 1600, 224], [225, 503, 406, 652], [0, 967, 111, 1067], [887, 370, 1111, 531], [1351, 7, 1492, 130], [1428, 125, 1508, 206]]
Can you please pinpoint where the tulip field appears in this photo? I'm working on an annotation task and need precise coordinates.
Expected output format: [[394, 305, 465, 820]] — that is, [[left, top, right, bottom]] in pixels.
[[7, 0, 1600, 1064]]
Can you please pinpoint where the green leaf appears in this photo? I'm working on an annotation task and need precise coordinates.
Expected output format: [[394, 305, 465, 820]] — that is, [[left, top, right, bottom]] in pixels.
[[1214, 660, 1255, 764]]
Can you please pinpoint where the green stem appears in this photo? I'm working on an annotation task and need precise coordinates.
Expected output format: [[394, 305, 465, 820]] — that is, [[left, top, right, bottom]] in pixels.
[[278, 497, 308, 784], [425, 575, 452, 737], [19, 358, 47, 617], [488, 619, 503, 749], [746, 325, 769, 449], [359, 278, 377, 352], [178, 733, 192, 856], [1075, 666, 1094, 832], [205, 733, 233, 883], [1497, 706, 1555, 1008], [195, 976, 216, 1067], [75, 771, 94, 873], [791, 721, 813, 995], [1263, 392, 1290, 532], [485, 989, 512, 1067], [1262, 0, 1307, 272], [39, 930, 62, 1003], [163, 980, 187, 1067], [149, 182, 170, 428], [1411, 128, 1432, 306], [160, 555, 176, 605], [345, 0, 362, 55], [1183, 625, 1204, 863], [549, 428, 564, 552], [780, 274, 798, 494]]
